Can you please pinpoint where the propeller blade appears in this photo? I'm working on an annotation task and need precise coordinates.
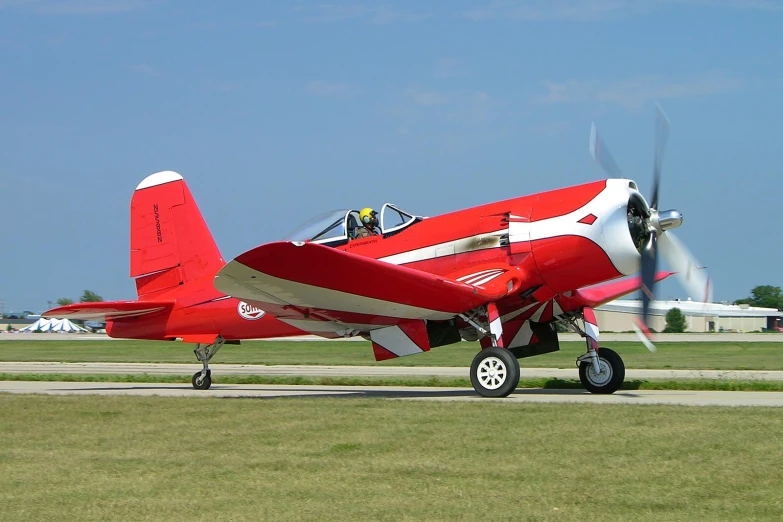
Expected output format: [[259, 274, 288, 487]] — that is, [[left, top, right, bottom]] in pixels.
[[650, 104, 670, 210], [633, 231, 659, 352], [658, 231, 713, 303], [640, 231, 658, 327], [632, 319, 657, 352], [590, 122, 624, 178]]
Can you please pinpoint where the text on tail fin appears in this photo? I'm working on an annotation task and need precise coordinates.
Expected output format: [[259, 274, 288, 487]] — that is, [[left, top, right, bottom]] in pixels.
[[130, 171, 224, 297]]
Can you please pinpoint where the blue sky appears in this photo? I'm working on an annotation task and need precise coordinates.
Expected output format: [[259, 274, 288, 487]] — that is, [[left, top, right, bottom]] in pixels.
[[1, 0, 781, 313]]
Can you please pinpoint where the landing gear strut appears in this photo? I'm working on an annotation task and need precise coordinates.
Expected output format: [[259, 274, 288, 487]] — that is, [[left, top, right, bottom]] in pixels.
[[577, 347, 625, 394], [461, 305, 520, 398], [560, 308, 626, 394], [192, 335, 226, 390]]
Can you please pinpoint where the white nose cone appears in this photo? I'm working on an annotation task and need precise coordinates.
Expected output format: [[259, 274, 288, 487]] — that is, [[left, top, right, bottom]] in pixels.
[[654, 209, 683, 232]]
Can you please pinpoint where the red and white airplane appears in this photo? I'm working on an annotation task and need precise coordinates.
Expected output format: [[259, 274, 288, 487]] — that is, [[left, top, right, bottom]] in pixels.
[[45, 108, 711, 397]]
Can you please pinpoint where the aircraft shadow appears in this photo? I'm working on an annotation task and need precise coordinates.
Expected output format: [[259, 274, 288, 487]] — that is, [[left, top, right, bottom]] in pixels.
[[241, 387, 644, 400], [59, 384, 643, 400]]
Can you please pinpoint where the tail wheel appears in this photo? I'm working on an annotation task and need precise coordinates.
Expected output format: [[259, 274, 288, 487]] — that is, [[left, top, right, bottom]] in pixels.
[[470, 347, 520, 398], [192, 370, 212, 390], [578, 347, 625, 394]]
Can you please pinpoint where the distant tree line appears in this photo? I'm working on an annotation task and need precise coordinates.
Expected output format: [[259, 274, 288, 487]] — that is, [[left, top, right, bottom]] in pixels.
[[56, 289, 104, 306], [1, 290, 104, 319], [733, 285, 783, 311]]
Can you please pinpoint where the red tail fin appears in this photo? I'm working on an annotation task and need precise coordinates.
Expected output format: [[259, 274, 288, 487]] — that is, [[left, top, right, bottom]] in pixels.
[[130, 171, 223, 298]]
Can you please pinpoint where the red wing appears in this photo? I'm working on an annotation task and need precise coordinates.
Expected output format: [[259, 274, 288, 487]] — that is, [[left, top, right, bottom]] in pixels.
[[214, 241, 505, 327], [43, 301, 174, 321], [576, 271, 674, 308]]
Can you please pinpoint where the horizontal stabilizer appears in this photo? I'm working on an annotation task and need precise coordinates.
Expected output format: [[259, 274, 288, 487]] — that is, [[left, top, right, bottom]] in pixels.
[[576, 271, 674, 308], [42, 301, 174, 321]]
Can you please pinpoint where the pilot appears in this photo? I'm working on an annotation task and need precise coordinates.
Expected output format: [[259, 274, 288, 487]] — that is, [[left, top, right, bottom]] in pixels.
[[354, 207, 380, 238]]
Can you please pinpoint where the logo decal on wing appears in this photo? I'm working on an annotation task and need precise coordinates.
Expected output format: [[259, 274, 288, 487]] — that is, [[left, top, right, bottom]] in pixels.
[[237, 301, 266, 320]]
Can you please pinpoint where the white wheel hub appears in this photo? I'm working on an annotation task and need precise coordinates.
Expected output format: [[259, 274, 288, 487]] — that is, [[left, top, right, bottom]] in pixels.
[[477, 356, 507, 390], [585, 358, 612, 386]]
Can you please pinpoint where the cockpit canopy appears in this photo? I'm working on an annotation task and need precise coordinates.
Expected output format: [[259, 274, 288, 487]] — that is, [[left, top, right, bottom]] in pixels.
[[283, 204, 423, 246]]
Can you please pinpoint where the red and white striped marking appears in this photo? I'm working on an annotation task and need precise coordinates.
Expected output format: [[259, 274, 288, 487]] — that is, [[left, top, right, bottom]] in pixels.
[[583, 307, 600, 351], [487, 302, 504, 348], [370, 320, 430, 361]]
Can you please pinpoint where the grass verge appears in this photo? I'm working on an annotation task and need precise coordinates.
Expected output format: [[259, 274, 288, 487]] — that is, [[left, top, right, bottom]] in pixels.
[[3, 372, 783, 391], [1, 395, 782, 521], [2, 339, 783, 370]]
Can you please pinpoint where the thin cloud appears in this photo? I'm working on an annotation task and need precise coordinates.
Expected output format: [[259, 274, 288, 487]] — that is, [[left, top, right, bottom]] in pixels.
[[671, 0, 782, 10], [433, 58, 469, 79], [305, 80, 364, 99], [406, 88, 449, 107], [524, 120, 574, 138], [1, 0, 149, 14], [393, 87, 494, 130], [296, 3, 430, 24], [128, 62, 160, 77], [539, 71, 745, 110], [192, 20, 278, 30], [463, 0, 635, 21], [462, 0, 782, 21], [406, 87, 490, 108]]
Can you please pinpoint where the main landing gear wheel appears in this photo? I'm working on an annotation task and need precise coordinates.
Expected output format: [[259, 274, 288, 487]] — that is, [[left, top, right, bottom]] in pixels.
[[578, 347, 625, 394], [192, 370, 212, 390], [470, 347, 521, 398]]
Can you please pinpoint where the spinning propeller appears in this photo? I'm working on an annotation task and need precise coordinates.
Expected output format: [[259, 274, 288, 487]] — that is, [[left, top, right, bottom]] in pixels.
[[590, 105, 712, 350]]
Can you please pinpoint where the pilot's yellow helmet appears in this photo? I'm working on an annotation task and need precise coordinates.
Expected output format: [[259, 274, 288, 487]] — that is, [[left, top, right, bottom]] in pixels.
[[359, 207, 378, 225]]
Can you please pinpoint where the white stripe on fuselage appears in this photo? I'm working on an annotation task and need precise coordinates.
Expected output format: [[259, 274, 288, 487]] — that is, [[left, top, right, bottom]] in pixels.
[[378, 230, 507, 266], [375, 180, 637, 276]]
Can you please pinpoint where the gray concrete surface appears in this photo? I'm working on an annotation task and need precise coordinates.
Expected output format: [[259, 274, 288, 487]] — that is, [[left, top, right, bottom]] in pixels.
[[2, 380, 782, 406], [2, 362, 783, 381], [2, 332, 782, 342]]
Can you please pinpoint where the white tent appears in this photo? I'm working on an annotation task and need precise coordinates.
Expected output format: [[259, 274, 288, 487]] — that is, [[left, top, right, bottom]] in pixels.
[[20, 318, 88, 333]]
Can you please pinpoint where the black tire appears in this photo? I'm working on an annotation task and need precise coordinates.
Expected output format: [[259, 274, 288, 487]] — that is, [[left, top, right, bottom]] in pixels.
[[470, 347, 521, 398], [192, 370, 212, 390], [578, 347, 625, 394]]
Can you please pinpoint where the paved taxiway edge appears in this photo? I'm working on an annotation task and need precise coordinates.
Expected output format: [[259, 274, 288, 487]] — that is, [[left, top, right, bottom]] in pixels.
[[3, 332, 783, 342], [2, 362, 783, 381]]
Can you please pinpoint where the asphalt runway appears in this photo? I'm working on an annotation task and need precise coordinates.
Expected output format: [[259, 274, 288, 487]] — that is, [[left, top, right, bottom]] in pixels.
[[2, 380, 783, 406], [2, 332, 782, 342], [2, 362, 783, 381]]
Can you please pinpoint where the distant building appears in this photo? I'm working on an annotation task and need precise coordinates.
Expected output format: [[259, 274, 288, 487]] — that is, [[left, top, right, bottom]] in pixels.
[[595, 299, 783, 333], [0, 317, 36, 332]]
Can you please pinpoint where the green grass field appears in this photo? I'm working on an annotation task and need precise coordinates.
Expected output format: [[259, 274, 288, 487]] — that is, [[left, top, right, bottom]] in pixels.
[[2, 339, 783, 370], [1, 394, 781, 521]]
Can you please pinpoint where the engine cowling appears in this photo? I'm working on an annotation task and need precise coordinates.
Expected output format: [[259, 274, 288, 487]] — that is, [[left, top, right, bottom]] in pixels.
[[512, 179, 647, 294]]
